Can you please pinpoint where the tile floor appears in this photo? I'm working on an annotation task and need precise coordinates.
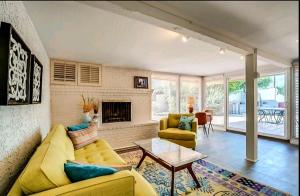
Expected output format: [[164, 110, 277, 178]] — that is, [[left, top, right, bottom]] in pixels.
[[196, 129, 299, 196]]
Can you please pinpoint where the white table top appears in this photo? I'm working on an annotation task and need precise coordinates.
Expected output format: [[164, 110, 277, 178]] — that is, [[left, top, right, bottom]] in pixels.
[[134, 138, 207, 167]]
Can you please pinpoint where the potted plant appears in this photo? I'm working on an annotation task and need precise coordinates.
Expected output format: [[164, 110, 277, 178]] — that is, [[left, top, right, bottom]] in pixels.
[[81, 94, 93, 123]]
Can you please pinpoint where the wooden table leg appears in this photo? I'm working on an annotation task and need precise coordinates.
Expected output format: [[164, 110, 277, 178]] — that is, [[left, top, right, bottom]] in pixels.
[[136, 149, 146, 169], [187, 164, 201, 188], [170, 166, 175, 196]]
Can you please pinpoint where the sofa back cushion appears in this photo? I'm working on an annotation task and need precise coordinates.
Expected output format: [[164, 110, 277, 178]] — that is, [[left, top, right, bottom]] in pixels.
[[168, 113, 193, 128], [19, 125, 74, 194]]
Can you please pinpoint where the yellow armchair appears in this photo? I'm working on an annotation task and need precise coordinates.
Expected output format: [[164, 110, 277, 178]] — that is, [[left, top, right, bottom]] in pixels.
[[158, 114, 198, 149]]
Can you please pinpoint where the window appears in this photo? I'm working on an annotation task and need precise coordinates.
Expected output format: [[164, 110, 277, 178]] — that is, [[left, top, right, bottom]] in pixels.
[[152, 74, 178, 120], [293, 65, 299, 139], [204, 76, 225, 126], [180, 77, 201, 113], [151, 73, 201, 120]]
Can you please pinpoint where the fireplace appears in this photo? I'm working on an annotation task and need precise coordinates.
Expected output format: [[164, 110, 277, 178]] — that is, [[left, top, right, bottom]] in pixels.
[[102, 102, 131, 123]]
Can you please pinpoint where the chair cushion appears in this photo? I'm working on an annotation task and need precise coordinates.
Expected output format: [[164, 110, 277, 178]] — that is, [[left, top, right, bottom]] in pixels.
[[168, 113, 193, 128], [158, 128, 196, 140], [64, 162, 117, 182]]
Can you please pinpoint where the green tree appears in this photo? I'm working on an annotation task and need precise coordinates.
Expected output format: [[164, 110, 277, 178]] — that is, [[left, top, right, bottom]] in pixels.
[[228, 77, 272, 93]]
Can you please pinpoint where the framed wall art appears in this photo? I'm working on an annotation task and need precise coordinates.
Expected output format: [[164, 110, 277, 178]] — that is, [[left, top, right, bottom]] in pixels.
[[134, 76, 148, 89], [0, 22, 31, 105], [30, 55, 43, 104]]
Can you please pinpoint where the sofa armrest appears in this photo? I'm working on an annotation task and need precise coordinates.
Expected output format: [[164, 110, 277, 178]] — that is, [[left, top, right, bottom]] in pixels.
[[160, 118, 168, 130], [30, 170, 134, 196], [191, 118, 198, 133]]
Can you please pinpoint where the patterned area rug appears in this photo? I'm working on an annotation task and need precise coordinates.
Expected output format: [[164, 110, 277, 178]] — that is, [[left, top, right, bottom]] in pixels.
[[119, 149, 290, 196]]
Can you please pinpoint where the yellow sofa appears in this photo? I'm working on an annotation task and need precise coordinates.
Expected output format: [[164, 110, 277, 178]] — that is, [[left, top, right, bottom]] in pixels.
[[159, 114, 198, 149], [8, 124, 157, 196]]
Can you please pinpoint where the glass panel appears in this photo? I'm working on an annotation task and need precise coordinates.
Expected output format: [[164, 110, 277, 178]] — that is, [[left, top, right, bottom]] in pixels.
[[180, 78, 200, 113], [257, 74, 285, 137], [294, 66, 299, 138], [204, 77, 225, 126], [152, 78, 178, 120], [228, 79, 246, 131]]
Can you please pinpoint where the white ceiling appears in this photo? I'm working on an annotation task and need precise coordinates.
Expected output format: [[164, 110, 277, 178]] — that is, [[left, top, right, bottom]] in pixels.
[[23, 1, 292, 76], [159, 1, 299, 62]]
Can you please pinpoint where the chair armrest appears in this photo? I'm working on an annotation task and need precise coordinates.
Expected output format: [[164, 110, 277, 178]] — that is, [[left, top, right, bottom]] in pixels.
[[160, 118, 168, 130], [30, 170, 134, 196], [191, 118, 198, 133]]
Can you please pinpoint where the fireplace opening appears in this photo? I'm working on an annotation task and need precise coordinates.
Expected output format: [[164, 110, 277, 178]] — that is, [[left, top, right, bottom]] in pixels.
[[102, 102, 131, 123]]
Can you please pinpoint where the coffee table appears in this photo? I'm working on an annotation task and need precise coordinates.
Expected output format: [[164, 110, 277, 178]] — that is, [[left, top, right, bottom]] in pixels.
[[134, 138, 207, 196]]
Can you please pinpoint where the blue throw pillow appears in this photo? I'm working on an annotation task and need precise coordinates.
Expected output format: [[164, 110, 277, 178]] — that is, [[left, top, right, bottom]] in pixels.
[[178, 116, 194, 130], [67, 123, 89, 131], [64, 162, 117, 182]]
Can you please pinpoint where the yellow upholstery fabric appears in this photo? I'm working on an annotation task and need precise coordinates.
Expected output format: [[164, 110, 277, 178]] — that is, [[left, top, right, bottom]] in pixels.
[[19, 125, 75, 194], [8, 124, 157, 196], [159, 114, 198, 149], [168, 113, 193, 128], [75, 148, 126, 165], [158, 128, 196, 140], [19, 142, 71, 194], [31, 171, 135, 196], [160, 117, 168, 130], [131, 170, 157, 196]]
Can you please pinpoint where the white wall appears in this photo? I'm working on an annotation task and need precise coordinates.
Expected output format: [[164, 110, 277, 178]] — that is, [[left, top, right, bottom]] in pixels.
[[51, 65, 157, 149], [0, 1, 51, 195], [51, 65, 152, 126]]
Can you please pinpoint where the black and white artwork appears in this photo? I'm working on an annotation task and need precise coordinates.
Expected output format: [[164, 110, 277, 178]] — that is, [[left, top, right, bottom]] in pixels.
[[0, 22, 31, 105], [30, 55, 43, 104], [134, 76, 148, 89]]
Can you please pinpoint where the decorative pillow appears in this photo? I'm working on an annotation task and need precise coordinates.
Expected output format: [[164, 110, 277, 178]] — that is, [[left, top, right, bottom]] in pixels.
[[67, 123, 89, 131], [67, 160, 132, 171], [178, 116, 194, 130], [64, 162, 117, 182], [67, 125, 98, 149]]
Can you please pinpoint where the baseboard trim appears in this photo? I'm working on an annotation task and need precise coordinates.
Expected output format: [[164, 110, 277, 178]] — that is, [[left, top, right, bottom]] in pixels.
[[114, 145, 139, 154], [245, 158, 258, 163]]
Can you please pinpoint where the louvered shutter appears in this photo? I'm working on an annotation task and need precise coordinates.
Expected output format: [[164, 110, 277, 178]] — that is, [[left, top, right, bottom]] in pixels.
[[78, 63, 101, 86], [51, 60, 77, 85]]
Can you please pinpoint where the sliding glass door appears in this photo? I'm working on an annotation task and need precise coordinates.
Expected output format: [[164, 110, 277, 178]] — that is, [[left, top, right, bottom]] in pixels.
[[257, 74, 286, 137], [227, 78, 246, 131], [226, 72, 288, 139]]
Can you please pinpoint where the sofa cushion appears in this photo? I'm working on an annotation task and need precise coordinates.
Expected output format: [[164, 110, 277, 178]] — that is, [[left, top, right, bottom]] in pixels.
[[19, 125, 75, 194], [168, 113, 193, 128], [48, 124, 75, 160], [131, 169, 157, 196], [19, 142, 71, 194], [158, 128, 196, 140], [64, 162, 117, 182], [75, 144, 126, 165], [68, 125, 98, 149]]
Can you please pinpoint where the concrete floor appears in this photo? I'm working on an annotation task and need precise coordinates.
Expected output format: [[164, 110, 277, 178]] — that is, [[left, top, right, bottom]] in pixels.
[[196, 129, 299, 196]]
